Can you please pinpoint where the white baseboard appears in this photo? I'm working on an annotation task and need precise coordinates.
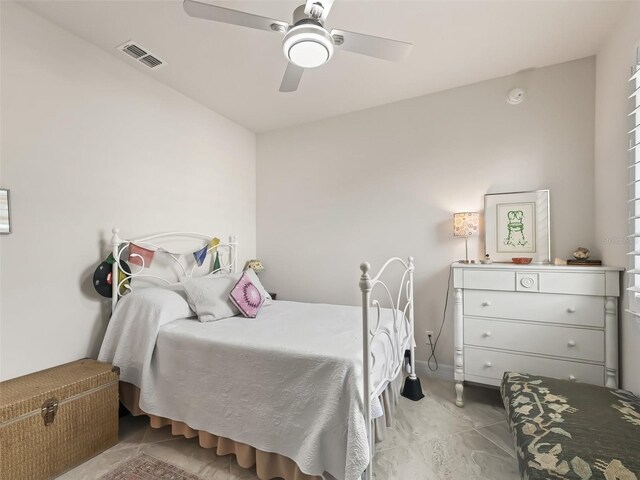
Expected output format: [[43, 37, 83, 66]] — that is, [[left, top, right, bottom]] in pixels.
[[415, 360, 454, 381]]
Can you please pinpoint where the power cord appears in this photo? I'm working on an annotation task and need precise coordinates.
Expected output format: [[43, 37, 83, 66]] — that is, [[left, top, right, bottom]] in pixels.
[[427, 264, 452, 371]]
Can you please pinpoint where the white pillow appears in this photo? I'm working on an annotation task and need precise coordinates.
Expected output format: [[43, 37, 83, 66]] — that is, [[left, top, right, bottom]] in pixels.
[[182, 273, 241, 322], [243, 268, 273, 305], [118, 286, 195, 319]]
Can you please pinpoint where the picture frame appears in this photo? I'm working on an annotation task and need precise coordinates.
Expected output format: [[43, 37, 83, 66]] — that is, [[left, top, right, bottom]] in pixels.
[[0, 189, 11, 234], [484, 190, 550, 263]]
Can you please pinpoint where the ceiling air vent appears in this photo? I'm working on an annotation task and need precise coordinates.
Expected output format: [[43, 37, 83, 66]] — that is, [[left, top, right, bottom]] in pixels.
[[123, 43, 147, 59], [117, 41, 167, 69], [140, 55, 163, 68]]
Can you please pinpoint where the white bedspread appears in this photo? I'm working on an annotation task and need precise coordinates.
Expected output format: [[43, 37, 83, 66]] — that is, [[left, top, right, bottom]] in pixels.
[[99, 293, 409, 480]]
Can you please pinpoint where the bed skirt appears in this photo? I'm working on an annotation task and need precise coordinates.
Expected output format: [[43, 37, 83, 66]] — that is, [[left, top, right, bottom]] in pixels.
[[119, 373, 403, 480]]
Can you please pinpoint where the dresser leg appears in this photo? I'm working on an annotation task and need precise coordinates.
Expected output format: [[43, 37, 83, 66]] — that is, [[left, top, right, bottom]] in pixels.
[[604, 296, 619, 389], [453, 287, 465, 407], [455, 381, 464, 407]]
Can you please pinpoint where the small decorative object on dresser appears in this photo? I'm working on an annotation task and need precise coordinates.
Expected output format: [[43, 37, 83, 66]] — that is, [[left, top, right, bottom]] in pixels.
[[511, 257, 532, 264], [567, 259, 602, 266], [0, 359, 119, 480], [484, 190, 550, 263], [451, 262, 622, 408], [572, 247, 590, 259], [567, 247, 602, 265]]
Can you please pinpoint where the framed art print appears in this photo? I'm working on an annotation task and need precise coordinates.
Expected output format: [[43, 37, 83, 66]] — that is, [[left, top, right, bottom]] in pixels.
[[0, 189, 10, 234], [484, 190, 550, 263]]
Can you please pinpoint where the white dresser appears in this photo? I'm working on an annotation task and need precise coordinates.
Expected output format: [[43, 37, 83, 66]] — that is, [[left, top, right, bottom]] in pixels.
[[452, 263, 622, 407]]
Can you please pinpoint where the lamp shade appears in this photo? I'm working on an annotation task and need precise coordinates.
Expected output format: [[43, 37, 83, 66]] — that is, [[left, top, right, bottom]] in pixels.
[[453, 212, 480, 237]]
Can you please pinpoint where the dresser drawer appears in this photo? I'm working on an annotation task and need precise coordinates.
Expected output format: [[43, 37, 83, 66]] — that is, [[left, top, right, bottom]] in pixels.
[[464, 290, 604, 328], [463, 270, 515, 291], [538, 272, 605, 296], [464, 347, 604, 385], [464, 317, 604, 362]]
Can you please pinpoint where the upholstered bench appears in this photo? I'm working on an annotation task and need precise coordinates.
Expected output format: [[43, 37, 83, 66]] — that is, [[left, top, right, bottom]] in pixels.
[[501, 372, 640, 479]]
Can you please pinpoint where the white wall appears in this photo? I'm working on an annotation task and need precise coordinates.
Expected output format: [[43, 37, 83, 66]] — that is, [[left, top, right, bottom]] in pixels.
[[257, 57, 597, 372], [0, 2, 256, 380], [595, 3, 640, 393]]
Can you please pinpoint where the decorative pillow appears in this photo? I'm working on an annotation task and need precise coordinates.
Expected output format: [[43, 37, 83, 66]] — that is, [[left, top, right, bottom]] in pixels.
[[243, 268, 273, 305], [229, 271, 265, 318], [181, 273, 241, 322]]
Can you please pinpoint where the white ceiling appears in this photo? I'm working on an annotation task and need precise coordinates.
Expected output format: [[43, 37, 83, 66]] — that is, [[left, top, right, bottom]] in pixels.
[[21, 0, 629, 133]]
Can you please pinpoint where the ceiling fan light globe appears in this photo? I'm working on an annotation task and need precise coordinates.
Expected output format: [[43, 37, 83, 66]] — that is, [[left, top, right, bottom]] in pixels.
[[283, 24, 334, 69], [289, 41, 329, 68]]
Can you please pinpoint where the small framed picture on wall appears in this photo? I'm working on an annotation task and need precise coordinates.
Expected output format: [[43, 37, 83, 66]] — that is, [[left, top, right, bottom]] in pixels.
[[0, 189, 11, 234], [484, 190, 550, 263]]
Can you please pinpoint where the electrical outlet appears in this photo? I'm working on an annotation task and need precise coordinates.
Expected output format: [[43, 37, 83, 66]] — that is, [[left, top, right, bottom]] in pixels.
[[425, 330, 434, 339]]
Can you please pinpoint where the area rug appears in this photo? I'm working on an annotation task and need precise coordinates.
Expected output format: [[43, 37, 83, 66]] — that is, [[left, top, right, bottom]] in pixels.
[[99, 453, 203, 480]]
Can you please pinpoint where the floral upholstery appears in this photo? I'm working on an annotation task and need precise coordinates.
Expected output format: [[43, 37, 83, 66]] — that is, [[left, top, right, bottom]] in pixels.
[[501, 372, 640, 479]]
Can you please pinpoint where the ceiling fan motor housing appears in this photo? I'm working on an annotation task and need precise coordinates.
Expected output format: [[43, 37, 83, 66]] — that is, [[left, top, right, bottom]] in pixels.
[[293, 4, 315, 24]]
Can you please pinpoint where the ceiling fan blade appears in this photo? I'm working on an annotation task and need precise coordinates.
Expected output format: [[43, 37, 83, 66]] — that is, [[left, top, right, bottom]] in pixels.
[[304, 0, 335, 21], [331, 28, 412, 61], [183, 0, 289, 34], [279, 63, 304, 92]]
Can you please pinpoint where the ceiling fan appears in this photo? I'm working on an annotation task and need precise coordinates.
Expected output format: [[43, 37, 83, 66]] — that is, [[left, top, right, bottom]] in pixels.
[[183, 0, 413, 92]]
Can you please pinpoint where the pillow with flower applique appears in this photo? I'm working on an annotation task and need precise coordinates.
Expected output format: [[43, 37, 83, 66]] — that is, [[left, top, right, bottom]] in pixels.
[[228, 270, 265, 318]]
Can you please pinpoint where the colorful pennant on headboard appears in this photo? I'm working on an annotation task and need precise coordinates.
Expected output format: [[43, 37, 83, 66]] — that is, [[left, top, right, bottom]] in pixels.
[[128, 243, 155, 268], [193, 245, 208, 267], [213, 251, 221, 271], [192, 237, 221, 267]]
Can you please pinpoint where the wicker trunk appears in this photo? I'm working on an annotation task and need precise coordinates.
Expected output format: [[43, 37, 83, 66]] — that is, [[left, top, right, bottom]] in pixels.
[[0, 359, 119, 480]]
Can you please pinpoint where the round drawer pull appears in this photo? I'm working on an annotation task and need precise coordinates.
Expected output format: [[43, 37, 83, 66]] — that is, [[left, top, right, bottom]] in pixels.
[[567, 307, 576, 313], [482, 301, 492, 307], [484, 361, 492, 368], [482, 331, 492, 338], [569, 375, 576, 381], [568, 340, 576, 347]]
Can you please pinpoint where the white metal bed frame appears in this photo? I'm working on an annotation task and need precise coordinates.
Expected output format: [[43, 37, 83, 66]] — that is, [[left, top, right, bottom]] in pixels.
[[108, 228, 420, 480]]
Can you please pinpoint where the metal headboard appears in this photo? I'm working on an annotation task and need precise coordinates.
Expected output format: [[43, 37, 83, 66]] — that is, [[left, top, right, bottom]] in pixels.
[[109, 228, 238, 312]]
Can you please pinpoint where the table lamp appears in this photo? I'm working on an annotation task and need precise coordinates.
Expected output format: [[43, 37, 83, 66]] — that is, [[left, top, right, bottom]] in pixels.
[[453, 212, 479, 263]]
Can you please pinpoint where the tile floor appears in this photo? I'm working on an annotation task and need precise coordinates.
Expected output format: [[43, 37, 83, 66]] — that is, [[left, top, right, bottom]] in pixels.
[[59, 377, 519, 480]]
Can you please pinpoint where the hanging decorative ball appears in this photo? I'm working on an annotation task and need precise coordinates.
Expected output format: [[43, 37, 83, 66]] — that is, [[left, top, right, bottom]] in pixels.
[[572, 247, 590, 260], [93, 257, 131, 298]]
